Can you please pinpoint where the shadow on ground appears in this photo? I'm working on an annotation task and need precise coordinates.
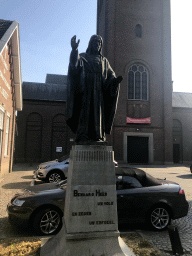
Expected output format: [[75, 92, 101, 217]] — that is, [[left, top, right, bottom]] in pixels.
[[2, 182, 31, 189], [118, 222, 150, 232], [0, 217, 34, 238], [21, 175, 34, 180], [177, 174, 192, 179]]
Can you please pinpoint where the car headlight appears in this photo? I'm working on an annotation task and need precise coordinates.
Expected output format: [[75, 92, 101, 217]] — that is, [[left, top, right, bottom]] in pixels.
[[12, 198, 25, 206]]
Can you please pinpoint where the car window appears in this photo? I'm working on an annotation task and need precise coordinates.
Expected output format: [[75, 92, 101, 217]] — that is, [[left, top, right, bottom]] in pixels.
[[140, 173, 161, 187], [116, 176, 142, 190]]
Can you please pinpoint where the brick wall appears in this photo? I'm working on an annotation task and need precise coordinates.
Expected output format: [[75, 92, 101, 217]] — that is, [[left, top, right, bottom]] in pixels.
[[0, 42, 16, 175], [14, 99, 72, 163], [173, 108, 192, 164]]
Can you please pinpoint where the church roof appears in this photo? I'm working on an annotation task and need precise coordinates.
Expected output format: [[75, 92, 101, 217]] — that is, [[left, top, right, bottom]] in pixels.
[[45, 74, 67, 85], [0, 19, 22, 111], [0, 20, 13, 40], [23, 75, 67, 101], [172, 92, 192, 108]]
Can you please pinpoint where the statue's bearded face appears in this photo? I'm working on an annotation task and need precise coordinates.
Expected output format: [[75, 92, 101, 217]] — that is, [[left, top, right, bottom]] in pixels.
[[90, 38, 102, 54]]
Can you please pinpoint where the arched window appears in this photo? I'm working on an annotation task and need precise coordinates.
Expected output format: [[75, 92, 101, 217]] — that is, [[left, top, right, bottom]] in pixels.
[[173, 119, 182, 132], [51, 114, 67, 159], [173, 119, 182, 143], [135, 24, 142, 38], [173, 119, 182, 163], [26, 113, 42, 162], [128, 64, 148, 100]]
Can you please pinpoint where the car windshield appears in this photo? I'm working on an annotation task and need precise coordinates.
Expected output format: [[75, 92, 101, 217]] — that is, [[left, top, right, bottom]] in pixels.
[[57, 155, 69, 162]]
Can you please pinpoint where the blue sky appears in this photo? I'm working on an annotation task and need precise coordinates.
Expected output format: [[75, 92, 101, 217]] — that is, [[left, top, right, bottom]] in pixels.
[[0, 0, 97, 82], [0, 0, 191, 92]]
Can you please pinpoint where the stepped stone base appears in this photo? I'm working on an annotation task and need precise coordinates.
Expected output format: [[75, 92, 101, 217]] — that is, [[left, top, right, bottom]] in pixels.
[[41, 221, 129, 256]]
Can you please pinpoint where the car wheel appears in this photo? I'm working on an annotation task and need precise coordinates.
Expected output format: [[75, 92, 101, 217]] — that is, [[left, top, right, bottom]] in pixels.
[[47, 170, 64, 183], [33, 208, 62, 236], [149, 206, 170, 230]]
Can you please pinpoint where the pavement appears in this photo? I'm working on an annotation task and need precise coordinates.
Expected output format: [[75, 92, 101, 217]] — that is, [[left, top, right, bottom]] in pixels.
[[0, 163, 39, 238], [0, 163, 192, 255], [136, 164, 192, 256]]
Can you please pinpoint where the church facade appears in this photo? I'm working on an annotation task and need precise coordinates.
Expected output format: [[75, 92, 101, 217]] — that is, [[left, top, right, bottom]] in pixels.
[[97, 0, 173, 164]]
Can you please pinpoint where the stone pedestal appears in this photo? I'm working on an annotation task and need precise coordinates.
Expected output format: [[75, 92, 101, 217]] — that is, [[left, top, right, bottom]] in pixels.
[[40, 145, 128, 256]]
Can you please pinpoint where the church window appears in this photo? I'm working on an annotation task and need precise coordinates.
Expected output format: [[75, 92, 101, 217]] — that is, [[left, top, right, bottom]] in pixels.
[[0, 108, 5, 157], [4, 114, 10, 156], [128, 64, 148, 100], [135, 24, 142, 38]]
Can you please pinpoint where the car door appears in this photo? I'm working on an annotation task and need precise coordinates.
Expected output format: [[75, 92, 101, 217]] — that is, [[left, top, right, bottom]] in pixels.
[[116, 175, 150, 223]]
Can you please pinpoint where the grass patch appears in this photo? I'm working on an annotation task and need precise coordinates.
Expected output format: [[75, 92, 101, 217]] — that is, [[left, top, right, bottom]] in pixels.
[[0, 238, 41, 256], [0, 233, 162, 256], [121, 232, 162, 256]]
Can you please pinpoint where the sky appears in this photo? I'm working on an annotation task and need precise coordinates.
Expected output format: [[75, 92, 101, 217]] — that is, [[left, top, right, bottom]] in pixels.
[[0, 0, 191, 93]]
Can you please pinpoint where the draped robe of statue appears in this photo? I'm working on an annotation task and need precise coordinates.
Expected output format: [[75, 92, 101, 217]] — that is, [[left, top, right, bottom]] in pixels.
[[66, 36, 120, 142]]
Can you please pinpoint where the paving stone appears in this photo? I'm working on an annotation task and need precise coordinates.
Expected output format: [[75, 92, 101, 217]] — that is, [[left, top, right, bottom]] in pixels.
[[136, 165, 192, 255], [0, 163, 38, 238]]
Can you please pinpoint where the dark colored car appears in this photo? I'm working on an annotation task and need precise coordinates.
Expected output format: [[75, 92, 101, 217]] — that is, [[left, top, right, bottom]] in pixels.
[[7, 168, 188, 236]]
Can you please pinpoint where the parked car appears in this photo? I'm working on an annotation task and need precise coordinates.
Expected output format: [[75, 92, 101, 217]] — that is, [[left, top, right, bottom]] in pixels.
[[34, 156, 118, 183], [7, 168, 188, 236], [33, 155, 69, 183]]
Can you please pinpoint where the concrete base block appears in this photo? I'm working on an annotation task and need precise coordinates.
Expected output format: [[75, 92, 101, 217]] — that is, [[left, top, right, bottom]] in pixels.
[[40, 222, 129, 256]]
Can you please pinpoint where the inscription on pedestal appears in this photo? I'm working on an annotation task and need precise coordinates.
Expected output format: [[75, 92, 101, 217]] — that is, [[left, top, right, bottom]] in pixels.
[[89, 221, 115, 225], [72, 212, 92, 216], [73, 189, 107, 197], [64, 145, 118, 233], [71, 188, 115, 227], [97, 201, 114, 205], [65, 184, 117, 233]]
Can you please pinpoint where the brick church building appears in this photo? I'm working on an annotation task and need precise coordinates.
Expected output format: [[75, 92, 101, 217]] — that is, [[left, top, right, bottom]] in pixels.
[[97, 0, 173, 164]]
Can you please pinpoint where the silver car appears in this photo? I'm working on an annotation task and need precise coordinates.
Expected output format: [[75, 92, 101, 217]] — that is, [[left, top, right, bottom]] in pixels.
[[33, 156, 69, 183]]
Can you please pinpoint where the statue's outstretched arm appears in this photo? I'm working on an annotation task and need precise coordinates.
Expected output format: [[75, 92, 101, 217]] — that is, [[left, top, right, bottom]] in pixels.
[[70, 35, 80, 69]]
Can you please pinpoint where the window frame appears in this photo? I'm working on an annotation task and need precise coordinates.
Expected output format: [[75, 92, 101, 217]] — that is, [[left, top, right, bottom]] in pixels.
[[0, 107, 5, 157], [4, 114, 10, 156], [127, 64, 149, 101], [135, 24, 142, 38]]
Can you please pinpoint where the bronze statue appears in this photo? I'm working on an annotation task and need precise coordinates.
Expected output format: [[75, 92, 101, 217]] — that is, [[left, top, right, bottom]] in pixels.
[[66, 35, 123, 142]]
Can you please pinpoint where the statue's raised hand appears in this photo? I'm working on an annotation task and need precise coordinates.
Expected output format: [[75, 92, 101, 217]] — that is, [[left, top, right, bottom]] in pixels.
[[71, 35, 80, 50]]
